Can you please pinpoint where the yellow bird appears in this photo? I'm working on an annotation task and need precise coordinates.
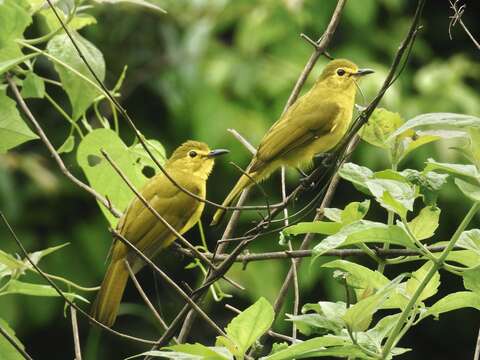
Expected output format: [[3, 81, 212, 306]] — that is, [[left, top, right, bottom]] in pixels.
[[91, 141, 229, 326], [211, 59, 373, 225]]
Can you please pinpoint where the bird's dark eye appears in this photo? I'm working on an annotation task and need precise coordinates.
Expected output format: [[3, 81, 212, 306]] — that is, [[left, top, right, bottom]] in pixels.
[[188, 150, 197, 158], [336, 68, 346, 76]]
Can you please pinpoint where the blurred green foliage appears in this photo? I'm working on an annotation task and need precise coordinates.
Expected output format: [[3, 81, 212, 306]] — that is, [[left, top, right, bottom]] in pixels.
[[0, 0, 479, 359]]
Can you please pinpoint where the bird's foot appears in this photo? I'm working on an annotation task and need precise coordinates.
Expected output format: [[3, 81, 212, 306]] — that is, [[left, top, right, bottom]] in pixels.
[[314, 152, 336, 168]]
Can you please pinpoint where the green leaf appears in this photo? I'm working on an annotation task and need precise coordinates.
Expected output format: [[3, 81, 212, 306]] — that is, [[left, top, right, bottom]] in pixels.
[[408, 206, 440, 240], [388, 113, 480, 141], [424, 291, 480, 319], [0, 318, 26, 360], [323, 208, 342, 222], [457, 229, 480, 255], [77, 129, 162, 226], [0, 250, 24, 279], [397, 134, 441, 163], [260, 336, 350, 360], [92, 0, 167, 13], [287, 301, 346, 336], [40, 9, 97, 32], [57, 135, 75, 154], [343, 275, 404, 332], [365, 179, 417, 218], [130, 140, 167, 169], [21, 72, 45, 99], [401, 169, 448, 205], [164, 344, 231, 360], [282, 221, 342, 238], [455, 178, 480, 202], [0, 53, 37, 75], [46, 32, 105, 121], [338, 163, 373, 194], [1, 280, 88, 303], [27, 243, 69, 267], [406, 261, 440, 302], [463, 266, 480, 293], [0, 0, 32, 62], [0, 89, 38, 153], [360, 108, 405, 148], [425, 159, 480, 180], [313, 221, 415, 256], [219, 297, 274, 357], [341, 200, 370, 225], [322, 260, 389, 292]]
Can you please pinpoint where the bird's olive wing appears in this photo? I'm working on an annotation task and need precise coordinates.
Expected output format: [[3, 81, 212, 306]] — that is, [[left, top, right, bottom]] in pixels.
[[117, 173, 201, 257], [251, 102, 341, 172]]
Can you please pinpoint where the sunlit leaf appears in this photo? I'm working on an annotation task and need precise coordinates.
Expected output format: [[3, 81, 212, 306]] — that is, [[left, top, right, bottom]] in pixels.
[[425, 159, 480, 180], [406, 261, 440, 302], [457, 229, 480, 255], [92, 0, 167, 13], [218, 297, 274, 357], [408, 206, 440, 240], [0, 0, 31, 62], [455, 178, 480, 202], [1, 280, 88, 303], [343, 275, 404, 331], [57, 135, 75, 154], [313, 220, 415, 256], [463, 266, 480, 293], [423, 291, 480, 319], [47, 32, 105, 121], [360, 108, 405, 149], [20, 72, 45, 99], [0, 318, 26, 360], [0, 89, 38, 153]]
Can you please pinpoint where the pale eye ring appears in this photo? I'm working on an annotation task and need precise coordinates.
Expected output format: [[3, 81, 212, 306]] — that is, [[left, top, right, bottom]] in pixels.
[[336, 68, 346, 76], [188, 150, 197, 158]]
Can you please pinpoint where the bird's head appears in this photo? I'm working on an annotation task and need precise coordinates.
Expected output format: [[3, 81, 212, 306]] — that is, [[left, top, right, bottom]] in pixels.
[[166, 140, 229, 180], [317, 59, 374, 91]]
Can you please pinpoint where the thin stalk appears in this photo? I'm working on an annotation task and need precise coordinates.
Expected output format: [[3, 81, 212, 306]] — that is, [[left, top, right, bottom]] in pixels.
[[45, 92, 84, 138], [382, 202, 480, 358]]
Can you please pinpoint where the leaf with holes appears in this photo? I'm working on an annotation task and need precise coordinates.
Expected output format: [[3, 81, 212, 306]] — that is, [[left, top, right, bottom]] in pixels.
[[77, 129, 164, 225], [47, 32, 105, 121]]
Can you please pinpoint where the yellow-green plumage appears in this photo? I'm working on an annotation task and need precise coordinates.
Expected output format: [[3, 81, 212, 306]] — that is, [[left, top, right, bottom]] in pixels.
[[91, 141, 227, 326], [211, 59, 373, 225]]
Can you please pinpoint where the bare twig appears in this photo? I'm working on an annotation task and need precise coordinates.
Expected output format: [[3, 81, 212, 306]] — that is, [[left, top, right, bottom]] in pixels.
[[6, 75, 122, 218], [474, 323, 480, 360], [177, 245, 453, 262], [227, 129, 257, 155], [110, 230, 226, 338], [70, 307, 82, 360], [449, 0, 480, 50], [0, 324, 33, 360], [125, 260, 177, 341], [0, 211, 157, 345]]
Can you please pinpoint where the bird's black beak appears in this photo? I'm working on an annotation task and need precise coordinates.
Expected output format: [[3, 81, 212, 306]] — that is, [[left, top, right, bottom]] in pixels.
[[207, 149, 230, 158], [353, 68, 375, 77]]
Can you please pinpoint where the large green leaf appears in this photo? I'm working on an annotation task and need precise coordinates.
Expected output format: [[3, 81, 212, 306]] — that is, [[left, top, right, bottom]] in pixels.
[[216, 297, 274, 357], [455, 178, 480, 202], [77, 129, 163, 226], [405, 261, 440, 302], [0, 280, 88, 303], [365, 178, 417, 218], [92, 0, 167, 12], [463, 266, 480, 293], [407, 206, 440, 240], [0, 0, 31, 62], [425, 159, 480, 180], [287, 301, 346, 336], [313, 220, 415, 256], [46, 32, 105, 121], [0, 90, 38, 153], [388, 113, 480, 140], [343, 275, 404, 332], [0, 318, 26, 360], [360, 108, 404, 149], [457, 229, 480, 255], [423, 291, 480, 319], [20, 72, 45, 99]]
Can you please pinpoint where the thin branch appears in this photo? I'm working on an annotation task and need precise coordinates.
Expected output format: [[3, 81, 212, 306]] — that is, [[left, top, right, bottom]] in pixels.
[[125, 261, 179, 344], [43, 0, 273, 214], [6, 75, 122, 218], [110, 230, 226, 338], [474, 323, 480, 360], [227, 129, 257, 155], [70, 307, 82, 360], [449, 0, 480, 50], [0, 324, 33, 360], [0, 211, 157, 345], [177, 245, 454, 262]]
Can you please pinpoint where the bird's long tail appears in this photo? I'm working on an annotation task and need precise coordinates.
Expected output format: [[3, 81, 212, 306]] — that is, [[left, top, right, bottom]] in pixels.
[[211, 173, 253, 226], [91, 258, 129, 327]]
